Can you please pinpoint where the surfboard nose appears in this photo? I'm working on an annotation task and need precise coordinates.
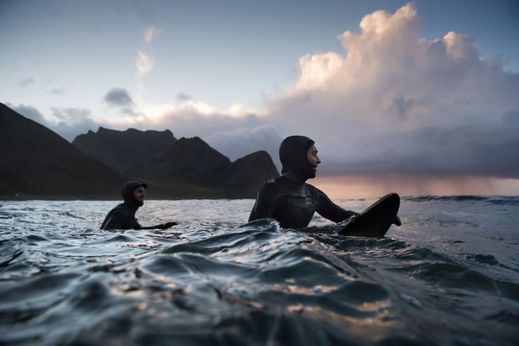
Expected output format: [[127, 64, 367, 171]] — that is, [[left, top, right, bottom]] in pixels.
[[339, 192, 401, 237]]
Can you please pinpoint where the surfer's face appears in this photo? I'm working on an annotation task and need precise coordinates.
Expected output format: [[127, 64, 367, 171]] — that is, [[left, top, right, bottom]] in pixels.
[[306, 144, 321, 177], [133, 186, 146, 204]]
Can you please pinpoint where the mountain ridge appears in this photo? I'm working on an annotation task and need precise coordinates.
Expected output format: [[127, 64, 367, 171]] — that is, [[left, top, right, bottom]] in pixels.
[[73, 126, 279, 198], [1, 103, 279, 198]]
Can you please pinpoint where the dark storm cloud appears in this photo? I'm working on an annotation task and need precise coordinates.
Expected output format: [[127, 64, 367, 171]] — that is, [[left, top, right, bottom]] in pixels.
[[322, 110, 519, 178]]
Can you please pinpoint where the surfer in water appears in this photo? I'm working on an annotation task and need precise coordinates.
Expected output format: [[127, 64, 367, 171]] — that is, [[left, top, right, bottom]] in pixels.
[[249, 135, 401, 231], [100, 181, 177, 230]]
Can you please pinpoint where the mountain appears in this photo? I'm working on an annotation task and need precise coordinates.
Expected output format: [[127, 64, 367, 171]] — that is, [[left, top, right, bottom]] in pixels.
[[72, 127, 177, 174], [129, 136, 231, 185], [0, 103, 124, 198], [0, 102, 276, 199], [221, 150, 280, 196], [73, 127, 279, 197]]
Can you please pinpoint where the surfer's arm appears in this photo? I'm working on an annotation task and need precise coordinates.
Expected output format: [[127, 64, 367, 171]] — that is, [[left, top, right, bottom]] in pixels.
[[314, 189, 359, 223], [140, 222, 178, 230]]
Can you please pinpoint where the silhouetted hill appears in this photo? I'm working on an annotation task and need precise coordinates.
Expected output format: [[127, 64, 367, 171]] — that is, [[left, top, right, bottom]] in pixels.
[[221, 151, 279, 196], [73, 128, 279, 197], [73, 127, 177, 174], [132, 137, 231, 185], [0, 103, 124, 198]]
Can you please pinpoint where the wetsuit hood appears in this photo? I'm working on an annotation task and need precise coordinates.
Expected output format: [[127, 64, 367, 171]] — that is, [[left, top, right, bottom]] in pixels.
[[279, 135, 315, 180], [121, 181, 147, 211]]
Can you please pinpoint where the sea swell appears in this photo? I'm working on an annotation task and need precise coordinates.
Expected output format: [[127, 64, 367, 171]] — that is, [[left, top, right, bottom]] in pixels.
[[0, 199, 518, 345]]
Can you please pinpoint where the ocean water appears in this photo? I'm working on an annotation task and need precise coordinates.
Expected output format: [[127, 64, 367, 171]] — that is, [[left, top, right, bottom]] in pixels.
[[0, 196, 518, 345]]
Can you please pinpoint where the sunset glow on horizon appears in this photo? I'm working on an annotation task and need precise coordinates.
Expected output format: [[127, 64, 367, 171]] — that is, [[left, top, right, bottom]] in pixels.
[[312, 175, 519, 199]]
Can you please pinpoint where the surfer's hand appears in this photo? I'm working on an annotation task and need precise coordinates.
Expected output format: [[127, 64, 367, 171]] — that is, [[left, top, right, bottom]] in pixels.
[[393, 216, 402, 226]]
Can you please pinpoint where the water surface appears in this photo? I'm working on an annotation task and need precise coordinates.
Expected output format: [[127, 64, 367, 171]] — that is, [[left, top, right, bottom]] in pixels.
[[0, 197, 518, 345]]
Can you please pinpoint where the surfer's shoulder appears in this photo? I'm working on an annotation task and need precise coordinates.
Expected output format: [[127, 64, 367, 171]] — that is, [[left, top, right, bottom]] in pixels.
[[111, 203, 132, 216], [259, 178, 282, 194], [305, 183, 324, 196], [256, 177, 287, 201]]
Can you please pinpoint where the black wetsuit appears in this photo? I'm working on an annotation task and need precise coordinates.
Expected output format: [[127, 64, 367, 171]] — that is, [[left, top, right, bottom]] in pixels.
[[100, 181, 145, 230], [249, 175, 357, 229], [100, 201, 142, 230], [249, 135, 357, 229]]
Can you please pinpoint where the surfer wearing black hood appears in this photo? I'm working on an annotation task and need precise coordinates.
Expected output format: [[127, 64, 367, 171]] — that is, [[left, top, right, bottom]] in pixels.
[[100, 181, 177, 230], [249, 135, 360, 229]]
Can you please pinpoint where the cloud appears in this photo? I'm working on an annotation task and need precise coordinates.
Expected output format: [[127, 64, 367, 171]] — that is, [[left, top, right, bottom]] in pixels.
[[266, 3, 519, 178], [104, 87, 134, 108], [17, 78, 65, 95], [48, 107, 100, 141], [103, 89, 145, 117], [137, 25, 161, 84], [136, 99, 280, 160], [9, 104, 99, 142], [51, 107, 92, 122], [144, 25, 162, 43], [322, 113, 519, 178], [9, 104, 47, 124], [176, 92, 193, 102], [136, 51, 153, 79]]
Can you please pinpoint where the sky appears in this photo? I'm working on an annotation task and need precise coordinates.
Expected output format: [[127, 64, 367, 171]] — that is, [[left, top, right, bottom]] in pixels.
[[2, 0, 519, 197]]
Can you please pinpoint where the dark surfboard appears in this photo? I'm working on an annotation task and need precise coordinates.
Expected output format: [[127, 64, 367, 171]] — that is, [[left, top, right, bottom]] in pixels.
[[338, 193, 400, 237]]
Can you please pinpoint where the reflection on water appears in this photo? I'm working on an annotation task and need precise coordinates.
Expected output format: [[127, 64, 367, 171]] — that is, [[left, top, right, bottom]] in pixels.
[[0, 197, 518, 345]]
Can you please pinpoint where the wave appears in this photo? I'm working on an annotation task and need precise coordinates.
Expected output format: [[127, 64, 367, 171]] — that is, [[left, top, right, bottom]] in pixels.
[[0, 202, 518, 345]]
